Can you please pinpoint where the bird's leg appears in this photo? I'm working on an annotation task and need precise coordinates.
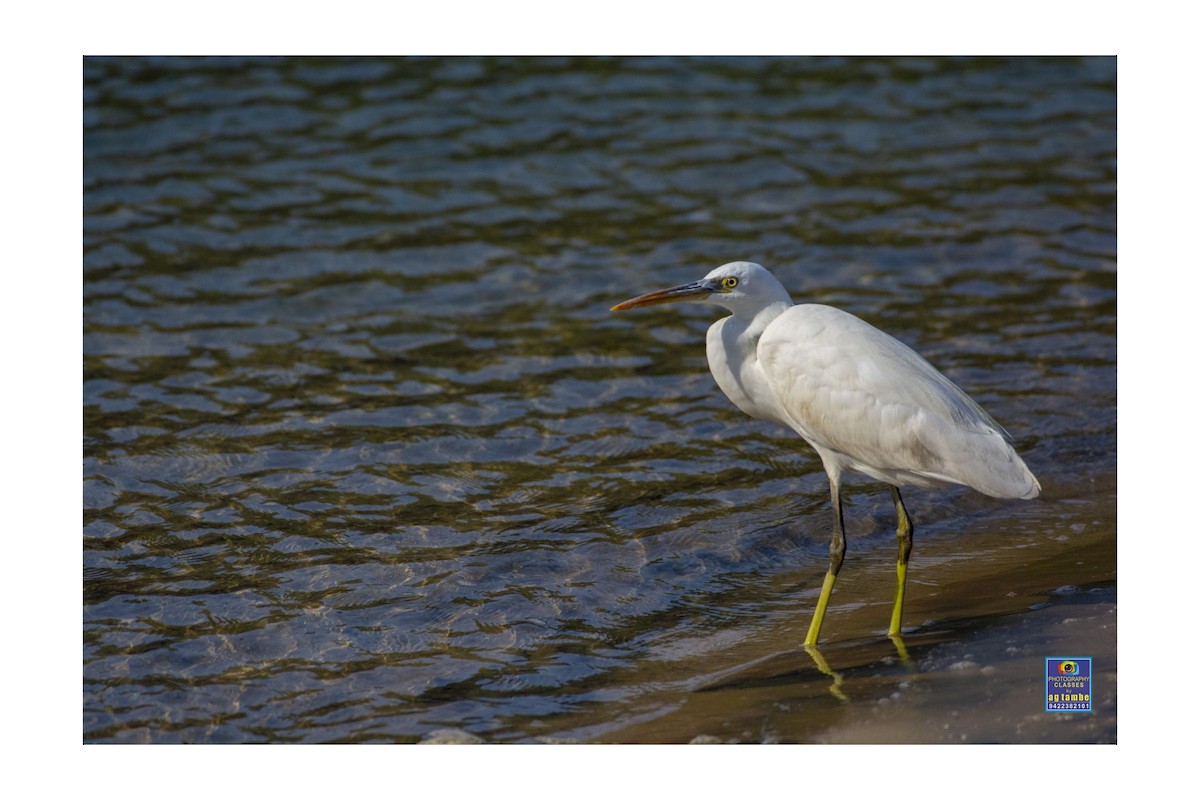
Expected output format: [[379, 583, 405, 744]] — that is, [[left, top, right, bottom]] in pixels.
[[888, 486, 914, 638], [804, 478, 846, 646]]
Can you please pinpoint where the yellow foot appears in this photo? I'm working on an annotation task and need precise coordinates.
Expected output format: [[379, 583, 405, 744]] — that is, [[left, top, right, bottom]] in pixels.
[[888, 559, 908, 637], [804, 570, 839, 646]]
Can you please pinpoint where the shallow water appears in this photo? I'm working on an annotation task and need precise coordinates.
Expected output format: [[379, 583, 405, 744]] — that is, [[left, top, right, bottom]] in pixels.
[[83, 56, 1116, 743]]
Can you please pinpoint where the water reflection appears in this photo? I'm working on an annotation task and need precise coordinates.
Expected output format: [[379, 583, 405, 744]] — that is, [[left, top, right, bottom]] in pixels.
[[84, 56, 1115, 743]]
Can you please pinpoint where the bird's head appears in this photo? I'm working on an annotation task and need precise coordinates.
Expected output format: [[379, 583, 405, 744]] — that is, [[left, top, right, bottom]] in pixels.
[[611, 261, 792, 318]]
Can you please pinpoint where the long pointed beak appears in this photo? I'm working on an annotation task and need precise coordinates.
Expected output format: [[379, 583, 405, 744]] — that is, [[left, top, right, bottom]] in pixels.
[[611, 280, 714, 311]]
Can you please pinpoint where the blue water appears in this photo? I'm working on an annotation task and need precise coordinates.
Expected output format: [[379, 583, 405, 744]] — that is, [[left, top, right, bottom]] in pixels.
[[84, 56, 1116, 743]]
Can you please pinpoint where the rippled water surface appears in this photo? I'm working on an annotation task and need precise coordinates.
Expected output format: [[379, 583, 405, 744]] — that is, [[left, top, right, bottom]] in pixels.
[[84, 56, 1116, 743]]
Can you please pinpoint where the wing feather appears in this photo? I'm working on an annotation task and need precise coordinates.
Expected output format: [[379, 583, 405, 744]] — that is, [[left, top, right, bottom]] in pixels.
[[758, 304, 1038, 498]]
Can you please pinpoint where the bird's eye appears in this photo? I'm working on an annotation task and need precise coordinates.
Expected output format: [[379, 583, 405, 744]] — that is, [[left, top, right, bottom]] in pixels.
[[721, 277, 738, 290]]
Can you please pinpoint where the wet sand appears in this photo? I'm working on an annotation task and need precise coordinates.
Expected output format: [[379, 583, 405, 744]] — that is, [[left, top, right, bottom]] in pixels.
[[587, 476, 1116, 744]]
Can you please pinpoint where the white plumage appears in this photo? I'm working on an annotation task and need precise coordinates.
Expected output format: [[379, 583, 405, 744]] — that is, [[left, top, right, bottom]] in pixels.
[[613, 261, 1039, 645]]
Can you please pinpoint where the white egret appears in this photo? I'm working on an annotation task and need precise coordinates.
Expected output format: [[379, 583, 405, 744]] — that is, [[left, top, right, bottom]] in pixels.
[[612, 262, 1039, 645]]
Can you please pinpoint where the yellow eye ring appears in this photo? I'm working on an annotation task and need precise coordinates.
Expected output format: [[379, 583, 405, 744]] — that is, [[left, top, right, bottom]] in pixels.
[[721, 277, 738, 290]]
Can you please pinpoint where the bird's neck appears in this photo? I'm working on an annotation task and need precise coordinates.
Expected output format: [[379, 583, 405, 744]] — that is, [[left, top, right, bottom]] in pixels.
[[735, 300, 792, 340]]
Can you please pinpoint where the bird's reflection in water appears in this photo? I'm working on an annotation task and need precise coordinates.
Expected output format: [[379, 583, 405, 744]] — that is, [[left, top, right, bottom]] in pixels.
[[803, 644, 848, 702]]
